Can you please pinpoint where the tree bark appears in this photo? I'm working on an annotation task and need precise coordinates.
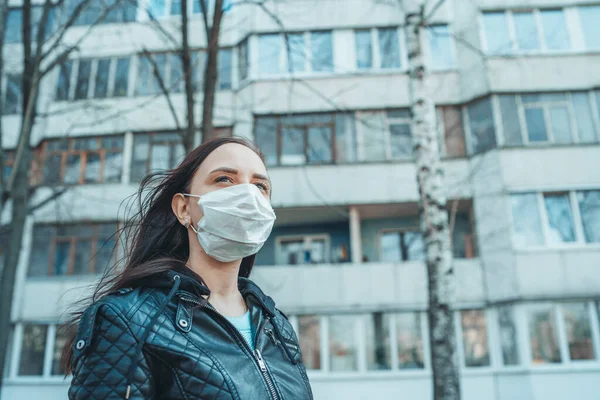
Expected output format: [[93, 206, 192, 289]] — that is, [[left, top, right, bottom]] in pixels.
[[200, 0, 224, 143], [180, 0, 196, 152], [0, 0, 8, 218], [0, 0, 39, 387], [405, 5, 461, 400]]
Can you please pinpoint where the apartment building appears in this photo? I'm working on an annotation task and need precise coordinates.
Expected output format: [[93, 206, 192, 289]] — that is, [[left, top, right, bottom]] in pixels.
[[1, 0, 600, 399]]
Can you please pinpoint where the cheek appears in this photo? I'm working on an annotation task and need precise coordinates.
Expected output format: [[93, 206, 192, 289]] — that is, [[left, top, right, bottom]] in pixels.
[[190, 202, 204, 222]]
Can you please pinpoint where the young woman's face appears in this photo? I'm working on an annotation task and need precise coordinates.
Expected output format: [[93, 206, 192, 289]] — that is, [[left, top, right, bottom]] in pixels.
[[184, 143, 271, 225]]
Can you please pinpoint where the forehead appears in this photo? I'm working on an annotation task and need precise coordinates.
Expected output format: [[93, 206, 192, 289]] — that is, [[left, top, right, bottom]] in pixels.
[[195, 143, 267, 177]]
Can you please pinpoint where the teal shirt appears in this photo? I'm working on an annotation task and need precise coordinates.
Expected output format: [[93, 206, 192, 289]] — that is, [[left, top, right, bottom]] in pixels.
[[224, 310, 255, 351]]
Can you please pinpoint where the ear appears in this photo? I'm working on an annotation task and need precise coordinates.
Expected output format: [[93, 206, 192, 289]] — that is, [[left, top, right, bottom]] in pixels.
[[172, 193, 191, 227]]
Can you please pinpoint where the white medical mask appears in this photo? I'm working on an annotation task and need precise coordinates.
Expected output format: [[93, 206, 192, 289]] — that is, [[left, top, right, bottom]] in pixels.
[[183, 183, 276, 262]]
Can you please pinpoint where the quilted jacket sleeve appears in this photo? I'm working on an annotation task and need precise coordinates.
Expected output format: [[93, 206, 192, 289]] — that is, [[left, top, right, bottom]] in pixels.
[[68, 303, 155, 400]]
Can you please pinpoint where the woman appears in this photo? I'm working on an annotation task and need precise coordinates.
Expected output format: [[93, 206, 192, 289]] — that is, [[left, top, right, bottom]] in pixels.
[[63, 137, 314, 400]]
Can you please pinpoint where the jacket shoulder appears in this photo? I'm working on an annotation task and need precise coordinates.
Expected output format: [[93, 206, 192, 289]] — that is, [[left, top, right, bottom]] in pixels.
[[70, 287, 159, 365]]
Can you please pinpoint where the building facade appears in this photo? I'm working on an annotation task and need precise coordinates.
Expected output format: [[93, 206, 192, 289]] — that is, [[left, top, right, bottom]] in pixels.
[[1, 0, 600, 399]]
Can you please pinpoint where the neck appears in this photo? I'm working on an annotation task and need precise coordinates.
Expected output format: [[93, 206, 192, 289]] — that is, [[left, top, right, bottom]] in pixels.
[[186, 248, 241, 297]]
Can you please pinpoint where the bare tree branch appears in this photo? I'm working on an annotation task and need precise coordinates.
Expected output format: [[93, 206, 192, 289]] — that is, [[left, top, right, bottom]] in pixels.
[[141, 49, 182, 132]]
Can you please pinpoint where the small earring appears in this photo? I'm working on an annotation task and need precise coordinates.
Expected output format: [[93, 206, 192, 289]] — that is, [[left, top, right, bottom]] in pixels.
[[184, 219, 189, 228]]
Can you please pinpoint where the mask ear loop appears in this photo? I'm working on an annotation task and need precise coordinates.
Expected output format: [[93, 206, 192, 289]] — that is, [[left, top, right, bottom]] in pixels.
[[182, 193, 201, 234]]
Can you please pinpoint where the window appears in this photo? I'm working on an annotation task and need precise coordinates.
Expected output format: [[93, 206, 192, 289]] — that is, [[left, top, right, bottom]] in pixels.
[[329, 315, 359, 371], [310, 31, 333, 72], [379, 230, 424, 262], [511, 190, 600, 247], [288, 33, 306, 73], [460, 310, 490, 367], [4, 6, 55, 44], [297, 315, 321, 370], [255, 113, 356, 166], [510, 194, 544, 246], [136, 50, 227, 95], [378, 28, 401, 69], [543, 193, 576, 243], [513, 11, 539, 51], [136, 53, 165, 95], [94, 59, 111, 98], [258, 31, 334, 76], [56, 61, 72, 101], [498, 95, 523, 146], [579, 6, 600, 50], [354, 27, 403, 70], [355, 30, 372, 69], [500, 92, 598, 145], [481, 12, 512, 55], [396, 313, 424, 369], [562, 303, 595, 361], [2, 151, 14, 185], [276, 235, 328, 265], [238, 39, 249, 81], [366, 313, 391, 370], [113, 58, 130, 97], [427, 25, 455, 69], [42, 136, 124, 185], [190, 0, 232, 15], [18, 324, 47, 376], [356, 109, 413, 161], [467, 97, 496, 154], [66, 0, 137, 26], [258, 34, 281, 77], [10, 323, 74, 378], [540, 10, 570, 51], [437, 106, 466, 157], [28, 222, 118, 277], [481, 9, 571, 54], [577, 190, 600, 243], [218, 49, 233, 90], [528, 305, 561, 364], [75, 59, 92, 100], [3, 74, 21, 115], [131, 132, 184, 181], [497, 306, 520, 365], [522, 94, 572, 143], [57, 58, 131, 101], [52, 325, 73, 375]]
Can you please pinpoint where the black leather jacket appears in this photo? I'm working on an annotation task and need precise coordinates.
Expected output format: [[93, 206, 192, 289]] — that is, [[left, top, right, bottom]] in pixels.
[[68, 267, 313, 400]]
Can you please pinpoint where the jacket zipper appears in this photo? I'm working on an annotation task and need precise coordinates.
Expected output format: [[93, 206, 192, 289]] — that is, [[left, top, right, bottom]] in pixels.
[[180, 297, 280, 400]]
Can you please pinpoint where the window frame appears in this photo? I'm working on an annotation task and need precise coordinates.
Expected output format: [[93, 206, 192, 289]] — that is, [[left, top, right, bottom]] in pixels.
[[8, 322, 72, 382], [480, 8, 572, 55], [376, 228, 424, 262], [31, 222, 119, 277], [524, 302, 600, 367], [515, 93, 578, 145], [275, 234, 330, 265], [41, 136, 124, 185], [255, 113, 339, 166], [56, 57, 131, 101], [355, 109, 413, 162], [509, 190, 600, 250], [256, 30, 336, 78], [455, 309, 493, 369], [352, 27, 406, 72], [425, 24, 457, 71]]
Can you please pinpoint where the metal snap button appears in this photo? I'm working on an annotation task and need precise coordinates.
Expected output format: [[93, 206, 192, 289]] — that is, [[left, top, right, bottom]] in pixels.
[[75, 339, 85, 350], [179, 319, 188, 328]]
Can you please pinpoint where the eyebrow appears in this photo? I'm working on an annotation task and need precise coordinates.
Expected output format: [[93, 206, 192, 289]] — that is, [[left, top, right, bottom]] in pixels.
[[209, 167, 270, 182]]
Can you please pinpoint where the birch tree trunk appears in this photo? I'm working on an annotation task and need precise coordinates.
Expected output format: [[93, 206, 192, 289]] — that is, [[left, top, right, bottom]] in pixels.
[[405, 5, 461, 400]]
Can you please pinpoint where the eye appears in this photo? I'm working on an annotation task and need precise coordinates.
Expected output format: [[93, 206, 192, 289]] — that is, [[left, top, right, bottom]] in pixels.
[[215, 175, 233, 184], [255, 182, 269, 192]]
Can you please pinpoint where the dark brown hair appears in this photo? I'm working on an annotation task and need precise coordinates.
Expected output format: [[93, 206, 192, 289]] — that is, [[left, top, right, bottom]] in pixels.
[[61, 137, 266, 372]]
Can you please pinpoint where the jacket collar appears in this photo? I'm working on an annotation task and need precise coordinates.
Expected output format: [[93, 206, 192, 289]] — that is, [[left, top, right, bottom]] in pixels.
[[148, 265, 277, 317]]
